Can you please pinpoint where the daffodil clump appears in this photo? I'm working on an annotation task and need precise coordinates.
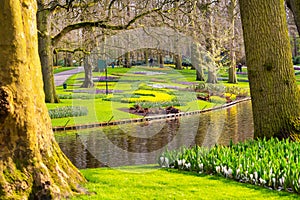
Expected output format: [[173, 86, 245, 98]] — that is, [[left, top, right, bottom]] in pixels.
[[159, 138, 300, 194], [121, 89, 174, 103]]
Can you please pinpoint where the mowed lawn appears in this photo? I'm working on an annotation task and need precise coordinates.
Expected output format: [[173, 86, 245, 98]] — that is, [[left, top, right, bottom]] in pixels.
[[71, 166, 299, 200]]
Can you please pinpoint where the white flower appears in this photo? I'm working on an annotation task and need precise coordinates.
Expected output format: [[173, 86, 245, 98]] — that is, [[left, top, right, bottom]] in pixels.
[[185, 163, 191, 169], [199, 163, 204, 171], [272, 178, 276, 185], [279, 178, 283, 186], [216, 166, 221, 173], [228, 168, 233, 177], [254, 171, 258, 180], [236, 168, 240, 176], [250, 174, 253, 180], [177, 160, 182, 166], [159, 157, 169, 168], [259, 178, 266, 185]]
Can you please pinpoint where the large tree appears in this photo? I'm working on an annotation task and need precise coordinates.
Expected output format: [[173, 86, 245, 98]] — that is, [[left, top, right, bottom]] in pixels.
[[286, 0, 300, 35], [239, 0, 300, 139], [0, 0, 85, 199]]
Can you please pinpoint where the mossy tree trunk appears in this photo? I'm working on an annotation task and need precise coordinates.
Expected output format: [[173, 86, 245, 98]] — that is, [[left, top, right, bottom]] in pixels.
[[37, 1, 59, 103], [0, 1, 86, 199], [239, 0, 300, 139]]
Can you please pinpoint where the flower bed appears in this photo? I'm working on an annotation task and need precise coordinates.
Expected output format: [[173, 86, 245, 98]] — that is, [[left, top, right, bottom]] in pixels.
[[159, 138, 300, 194], [48, 106, 88, 119]]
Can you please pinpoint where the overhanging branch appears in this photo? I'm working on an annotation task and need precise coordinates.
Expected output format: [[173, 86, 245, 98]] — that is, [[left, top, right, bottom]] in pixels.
[[52, 7, 161, 45]]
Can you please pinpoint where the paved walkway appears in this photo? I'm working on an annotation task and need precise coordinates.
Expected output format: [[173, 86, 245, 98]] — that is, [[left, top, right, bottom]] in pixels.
[[54, 67, 84, 86]]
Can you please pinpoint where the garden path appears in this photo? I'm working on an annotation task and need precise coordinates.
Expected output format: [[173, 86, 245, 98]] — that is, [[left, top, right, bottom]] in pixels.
[[54, 66, 84, 86]]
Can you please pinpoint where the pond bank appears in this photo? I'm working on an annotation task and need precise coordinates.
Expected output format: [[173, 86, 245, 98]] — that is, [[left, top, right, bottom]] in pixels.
[[53, 97, 251, 132]]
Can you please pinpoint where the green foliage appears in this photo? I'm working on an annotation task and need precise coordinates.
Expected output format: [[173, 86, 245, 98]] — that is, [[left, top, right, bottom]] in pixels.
[[159, 138, 300, 194], [58, 93, 105, 99], [293, 56, 300, 65], [209, 96, 227, 104], [225, 86, 250, 97], [48, 106, 88, 119]]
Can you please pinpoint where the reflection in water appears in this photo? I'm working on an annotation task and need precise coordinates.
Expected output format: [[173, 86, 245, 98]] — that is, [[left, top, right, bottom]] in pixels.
[[55, 101, 254, 169]]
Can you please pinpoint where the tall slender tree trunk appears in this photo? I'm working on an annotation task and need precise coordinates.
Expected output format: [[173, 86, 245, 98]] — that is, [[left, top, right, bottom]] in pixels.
[[37, 2, 59, 103], [159, 52, 164, 68], [228, 0, 238, 83], [240, 0, 300, 139], [144, 49, 149, 66], [0, 1, 85, 199], [190, 0, 205, 81], [205, 1, 218, 84]]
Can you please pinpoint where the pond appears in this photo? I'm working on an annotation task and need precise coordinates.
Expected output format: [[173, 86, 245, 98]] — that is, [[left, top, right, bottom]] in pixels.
[[55, 101, 254, 169]]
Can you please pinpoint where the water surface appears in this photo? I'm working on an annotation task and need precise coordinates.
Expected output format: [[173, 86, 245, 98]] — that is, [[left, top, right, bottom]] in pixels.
[[55, 101, 253, 169]]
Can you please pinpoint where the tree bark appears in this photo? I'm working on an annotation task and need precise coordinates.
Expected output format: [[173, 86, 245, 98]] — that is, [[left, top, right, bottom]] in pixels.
[[37, 1, 59, 103], [204, 0, 218, 84], [81, 56, 94, 88], [175, 54, 182, 70], [144, 49, 149, 66], [124, 52, 131, 68], [239, 0, 300, 139], [286, 0, 300, 35], [191, 43, 205, 81], [228, 0, 238, 83], [0, 1, 86, 199]]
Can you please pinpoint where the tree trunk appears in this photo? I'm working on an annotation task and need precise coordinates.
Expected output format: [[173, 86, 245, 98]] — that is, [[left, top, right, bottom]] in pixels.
[[81, 56, 94, 88], [0, 1, 86, 199], [159, 52, 164, 68], [239, 0, 300, 139], [286, 0, 300, 35], [191, 43, 205, 81], [144, 49, 149, 66], [175, 54, 182, 70], [37, 2, 59, 103], [124, 52, 131, 68], [205, 1, 218, 84], [228, 0, 237, 83]]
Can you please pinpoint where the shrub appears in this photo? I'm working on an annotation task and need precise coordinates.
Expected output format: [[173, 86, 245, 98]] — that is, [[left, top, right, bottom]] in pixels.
[[48, 106, 88, 119]]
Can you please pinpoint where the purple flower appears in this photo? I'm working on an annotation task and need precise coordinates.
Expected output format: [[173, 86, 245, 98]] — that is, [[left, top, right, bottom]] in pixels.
[[175, 81, 198, 85]]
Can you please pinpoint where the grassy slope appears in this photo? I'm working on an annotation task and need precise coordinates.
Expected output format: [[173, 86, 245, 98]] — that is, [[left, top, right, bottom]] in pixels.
[[72, 166, 299, 200]]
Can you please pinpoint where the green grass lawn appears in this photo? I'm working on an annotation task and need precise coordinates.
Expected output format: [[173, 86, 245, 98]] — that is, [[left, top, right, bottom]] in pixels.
[[71, 166, 299, 200], [50, 66, 241, 127]]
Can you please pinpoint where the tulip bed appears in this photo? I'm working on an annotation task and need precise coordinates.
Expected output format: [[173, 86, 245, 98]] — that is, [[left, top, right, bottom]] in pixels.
[[159, 138, 300, 194], [48, 106, 88, 119]]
